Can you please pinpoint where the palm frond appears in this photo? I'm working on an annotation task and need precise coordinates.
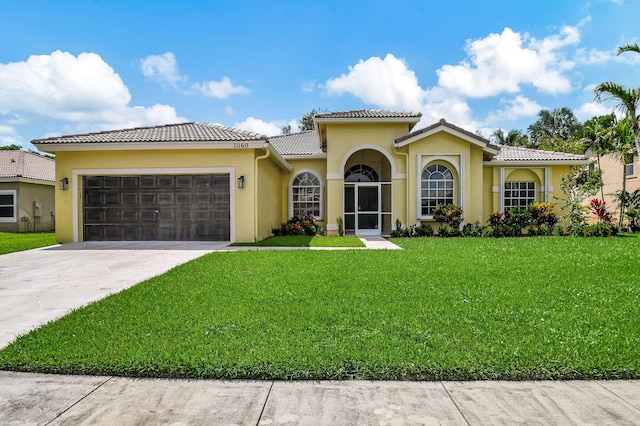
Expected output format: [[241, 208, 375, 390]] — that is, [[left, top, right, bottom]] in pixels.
[[618, 43, 640, 55]]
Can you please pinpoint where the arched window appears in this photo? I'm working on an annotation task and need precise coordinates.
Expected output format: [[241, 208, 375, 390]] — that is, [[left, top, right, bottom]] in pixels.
[[290, 172, 322, 218], [421, 164, 454, 216], [344, 164, 379, 182]]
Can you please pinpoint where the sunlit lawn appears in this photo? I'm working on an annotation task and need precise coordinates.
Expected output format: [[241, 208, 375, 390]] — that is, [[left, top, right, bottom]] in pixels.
[[1, 237, 638, 380], [0, 232, 57, 255]]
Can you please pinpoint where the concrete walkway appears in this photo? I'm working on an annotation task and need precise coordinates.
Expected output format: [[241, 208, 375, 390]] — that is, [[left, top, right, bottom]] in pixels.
[[2, 372, 639, 424], [1, 240, 640, 424]]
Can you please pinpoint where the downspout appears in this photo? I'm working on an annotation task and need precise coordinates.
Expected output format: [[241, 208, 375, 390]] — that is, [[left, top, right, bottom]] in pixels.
[[392, 144, 410, 226], [254, 146, 271, 241]]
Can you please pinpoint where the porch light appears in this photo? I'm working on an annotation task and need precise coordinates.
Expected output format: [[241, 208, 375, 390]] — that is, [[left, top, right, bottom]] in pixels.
[[59, 178, 69, 190], [237, 175, 245, 189]]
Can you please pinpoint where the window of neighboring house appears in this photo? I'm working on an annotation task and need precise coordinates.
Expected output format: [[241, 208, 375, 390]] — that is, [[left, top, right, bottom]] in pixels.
[[625, 162, 635, 177], [421, 164, 454, 216], [0, 190, 17, 222], [504, 182, 536, 208], [291, 172, 323, 219]]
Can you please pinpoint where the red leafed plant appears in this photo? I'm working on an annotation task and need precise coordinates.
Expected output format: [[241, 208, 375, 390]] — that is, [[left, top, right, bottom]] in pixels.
[[589, 198, 613, 224]]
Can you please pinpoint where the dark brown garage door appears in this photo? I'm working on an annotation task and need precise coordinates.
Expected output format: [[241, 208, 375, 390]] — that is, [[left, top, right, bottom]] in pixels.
[[83, 175, 230, 241]]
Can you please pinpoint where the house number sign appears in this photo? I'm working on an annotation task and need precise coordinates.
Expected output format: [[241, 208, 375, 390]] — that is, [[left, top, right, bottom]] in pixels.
[[233, 143, 249, 148]]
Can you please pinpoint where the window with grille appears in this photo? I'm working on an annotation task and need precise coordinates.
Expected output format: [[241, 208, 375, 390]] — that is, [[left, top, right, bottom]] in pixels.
[[291, 172, 322, 218], [420, 164, 454, 216], [504, 182, 536, 208]]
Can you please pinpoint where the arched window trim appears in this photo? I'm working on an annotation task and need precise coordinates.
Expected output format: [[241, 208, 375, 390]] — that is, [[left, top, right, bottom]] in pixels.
[[417, 154, 465, 220], [289, 170, 324, 220], [420, 163, 456, 217], [344, 164, 379, 182]]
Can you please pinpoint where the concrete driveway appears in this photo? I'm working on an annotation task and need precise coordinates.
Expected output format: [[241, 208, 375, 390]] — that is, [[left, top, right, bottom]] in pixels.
[[0, 241, 229, 349]]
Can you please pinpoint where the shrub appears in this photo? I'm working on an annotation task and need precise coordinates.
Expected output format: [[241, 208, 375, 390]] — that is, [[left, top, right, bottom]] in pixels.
[[529, 202, 558, 227], [414, 223, 434, 237], [488, 207, 530, 237], [336, 216, 344, 236], [462, 222, 484, 237], [433, 204, 463, 229], [589, 199, 613, 224], [481, 226, 495, 238], [552, 225, 565, 236], [570, 223, 619, 237], [272, 214, 320, 236]]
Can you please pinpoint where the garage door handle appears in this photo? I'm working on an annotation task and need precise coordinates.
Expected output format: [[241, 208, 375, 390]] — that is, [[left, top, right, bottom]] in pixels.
[[155, 210, 159, 214]]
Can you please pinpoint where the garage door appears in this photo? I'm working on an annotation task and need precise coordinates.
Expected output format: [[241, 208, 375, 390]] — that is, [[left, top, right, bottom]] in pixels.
[[83, 175, 230, 241]]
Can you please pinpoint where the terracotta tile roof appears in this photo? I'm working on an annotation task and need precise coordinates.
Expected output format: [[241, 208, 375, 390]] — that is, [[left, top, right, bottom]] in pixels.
[[315, 109, 422, 119], [491, 145, 588, 162], [268, 131, 324, 156], [32, 122, 267, 144], [395, 118, 497, 149], [0, 150, 55, 182]]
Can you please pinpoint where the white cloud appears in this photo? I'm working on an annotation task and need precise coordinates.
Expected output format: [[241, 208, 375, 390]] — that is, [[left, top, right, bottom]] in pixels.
[[140, 52, 183, 87], [484, 96, 543, 125], [575, 101, 617, 121], [437, 26, 578, 97], [0, 125, 21, 147], [225, 105, 235, 115], [140, 52, 249, 99], [302, 80, 316, 93], [234, 117, 282, 136], [325, 54, 425, 110], [192, 77, 249, 99], [0, 51, 184, 129], [574, 47, 615, 65]]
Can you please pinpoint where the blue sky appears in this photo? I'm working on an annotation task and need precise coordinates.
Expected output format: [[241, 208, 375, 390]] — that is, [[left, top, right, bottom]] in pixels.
[[1, 0, 639, 151]]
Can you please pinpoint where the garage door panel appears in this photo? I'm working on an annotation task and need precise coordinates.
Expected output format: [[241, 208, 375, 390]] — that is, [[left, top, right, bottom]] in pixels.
[[83, 174, 230, 241]]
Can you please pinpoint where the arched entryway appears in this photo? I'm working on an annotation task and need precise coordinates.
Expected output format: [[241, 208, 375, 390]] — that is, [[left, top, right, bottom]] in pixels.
[[342, 149, 392, 236]]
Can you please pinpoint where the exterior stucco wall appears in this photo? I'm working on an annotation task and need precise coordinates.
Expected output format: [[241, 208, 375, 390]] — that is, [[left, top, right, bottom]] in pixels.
[[599, 153, 639, 208], [482, 163, 575, 226], [52, 149, 258, 243], [255, 152, 285, 242], [0, 181, 55, 232], [324, 123, 411, 233], [406, 132, 484, 226], [284, 158, 327, 226]]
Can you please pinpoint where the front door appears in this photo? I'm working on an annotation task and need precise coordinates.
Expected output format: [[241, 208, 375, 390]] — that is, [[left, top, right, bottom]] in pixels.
[[344, 183, 380, 236]]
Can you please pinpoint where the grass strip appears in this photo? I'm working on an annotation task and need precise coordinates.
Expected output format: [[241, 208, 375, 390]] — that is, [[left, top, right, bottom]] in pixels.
[[231, 235, 365, 247], [1, 237, 638, 380], [0, 232, 57, 255]]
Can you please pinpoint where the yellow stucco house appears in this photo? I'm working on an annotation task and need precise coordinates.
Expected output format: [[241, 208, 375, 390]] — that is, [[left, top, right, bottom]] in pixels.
[[32, 109, 589, 243]]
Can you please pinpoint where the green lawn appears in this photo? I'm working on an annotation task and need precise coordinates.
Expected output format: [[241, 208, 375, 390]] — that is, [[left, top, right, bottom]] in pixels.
[[0, 232, 57, 255], [232, 235, 365, 247], [1, 237, 639, 380]]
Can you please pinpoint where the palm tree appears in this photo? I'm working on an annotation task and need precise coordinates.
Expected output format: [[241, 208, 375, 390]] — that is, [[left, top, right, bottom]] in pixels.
[[527, 107, 582, 148], [603, 118, 635, 226], [594, 44, 640, 158], [594, 82, 640, 157], [577, 114, 615, 199], [491, 129, 529, 147], [618, 43, 640, 55]]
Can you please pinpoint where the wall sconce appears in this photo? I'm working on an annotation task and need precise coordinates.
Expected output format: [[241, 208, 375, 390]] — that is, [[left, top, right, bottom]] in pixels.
[[237, 176, 245, 189], [59, 177, 69, 190]]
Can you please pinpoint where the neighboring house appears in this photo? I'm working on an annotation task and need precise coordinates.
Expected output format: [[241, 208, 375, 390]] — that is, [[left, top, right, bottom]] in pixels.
[[0, 150, 56, 232], [596, 152, 639, 207], [32, 110, 589, 243]]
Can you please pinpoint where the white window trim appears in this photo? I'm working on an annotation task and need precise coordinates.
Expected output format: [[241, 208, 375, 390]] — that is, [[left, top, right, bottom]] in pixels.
[[503, 181, 537, 209], [625, 162, 635, 177], [71, 168, 236, 243], [416, 154, 464, 220], [0, 189, 17, 223], [288, 170, 324, 220], [499, 167, 549, 211]]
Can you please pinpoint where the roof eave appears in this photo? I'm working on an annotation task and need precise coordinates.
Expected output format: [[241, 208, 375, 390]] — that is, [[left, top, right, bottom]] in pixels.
[[484, 160, 590, 166], [32, 140, 269, 152]]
